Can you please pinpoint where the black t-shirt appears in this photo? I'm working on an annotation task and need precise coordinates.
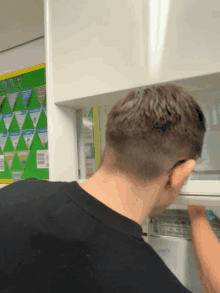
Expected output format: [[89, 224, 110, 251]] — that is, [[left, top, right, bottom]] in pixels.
[[0, 178, 193, 292]]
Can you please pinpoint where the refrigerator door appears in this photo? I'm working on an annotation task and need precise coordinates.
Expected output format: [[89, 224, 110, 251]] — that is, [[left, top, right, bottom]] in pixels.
[[142, 207, 220, 293], [180, 89, 220, 196], [147, 236, 204, 293]]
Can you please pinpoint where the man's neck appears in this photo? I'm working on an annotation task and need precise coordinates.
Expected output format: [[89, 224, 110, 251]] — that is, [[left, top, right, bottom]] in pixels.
[[79, 169, 164, 225]]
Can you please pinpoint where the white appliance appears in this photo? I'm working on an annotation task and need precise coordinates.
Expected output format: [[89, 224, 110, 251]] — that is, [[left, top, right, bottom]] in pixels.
[[85, 82, 220, 293], [139, 87, 220, 292], [141, 207, 220, 293]]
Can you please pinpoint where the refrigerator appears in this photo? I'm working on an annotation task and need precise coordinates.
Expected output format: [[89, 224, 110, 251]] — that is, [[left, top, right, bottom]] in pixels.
[[77, 76, 220, 293], [141, 85, 220, 293], [142, 209, 220, 293]]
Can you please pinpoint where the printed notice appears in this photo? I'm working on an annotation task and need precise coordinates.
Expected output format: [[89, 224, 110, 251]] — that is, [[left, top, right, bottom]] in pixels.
[[37, 150, 49, 169], [0, 133, 7, 152], [15, 110, 27, 129], [29, 108, 41, 128], [0, 155, 4, 171], [2, 113, 13, 130]]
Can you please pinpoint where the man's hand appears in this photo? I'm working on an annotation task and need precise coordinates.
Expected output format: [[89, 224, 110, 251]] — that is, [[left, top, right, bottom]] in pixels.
[[188, 204, 207, 218], [188, 204, 220, 293]]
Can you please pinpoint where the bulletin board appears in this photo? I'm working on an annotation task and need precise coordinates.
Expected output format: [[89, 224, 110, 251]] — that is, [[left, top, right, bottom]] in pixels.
[[0, 64, 48, 184]]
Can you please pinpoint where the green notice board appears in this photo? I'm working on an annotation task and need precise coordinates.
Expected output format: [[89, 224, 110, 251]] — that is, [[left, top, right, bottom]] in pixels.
[[0, 64, 49, 183]]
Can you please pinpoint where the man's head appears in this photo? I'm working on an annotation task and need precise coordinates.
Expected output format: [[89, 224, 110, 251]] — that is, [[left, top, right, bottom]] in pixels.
[[80, 84, 206, 223], [99, 84, 206, 183]]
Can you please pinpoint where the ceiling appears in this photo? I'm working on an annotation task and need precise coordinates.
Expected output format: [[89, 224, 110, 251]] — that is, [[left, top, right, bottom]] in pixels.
[[0, 0, 220, 94], [0, 0, 44, 52]]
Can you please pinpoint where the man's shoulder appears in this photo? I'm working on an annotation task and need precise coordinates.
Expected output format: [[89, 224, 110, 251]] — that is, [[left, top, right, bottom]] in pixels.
[[0, 178, 67, 204], [0, 178, 48, 195]]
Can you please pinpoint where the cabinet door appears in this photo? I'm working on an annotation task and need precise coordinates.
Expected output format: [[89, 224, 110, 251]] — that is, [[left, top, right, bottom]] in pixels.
[[181, 89, 220, 196]]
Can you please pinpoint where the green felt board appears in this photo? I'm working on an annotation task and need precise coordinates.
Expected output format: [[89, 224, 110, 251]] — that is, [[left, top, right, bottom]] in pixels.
[[36, 110, 47, 129], [27, 90, 42, 109], [0, 118, 7, 133], [22, 112, 35, 130], [16, 134, 28, 151], [9, 115, 20, 132], [13, 93, 26, 111], [1, 97, 11, 114], [0, 67, 48, 183]]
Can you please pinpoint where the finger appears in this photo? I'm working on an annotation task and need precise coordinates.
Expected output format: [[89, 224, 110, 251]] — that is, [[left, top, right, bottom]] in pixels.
[[188, 204, 205, 208]]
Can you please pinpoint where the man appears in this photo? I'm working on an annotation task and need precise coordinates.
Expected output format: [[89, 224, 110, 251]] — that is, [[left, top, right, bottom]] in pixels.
[[0, 84, 218, 292]]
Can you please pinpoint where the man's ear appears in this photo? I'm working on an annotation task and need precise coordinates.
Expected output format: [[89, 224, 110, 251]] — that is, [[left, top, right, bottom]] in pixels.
[[169, 159, 196, 189]]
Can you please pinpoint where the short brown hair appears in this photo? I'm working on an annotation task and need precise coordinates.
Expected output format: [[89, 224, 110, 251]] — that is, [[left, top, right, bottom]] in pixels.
[[99, 84, 206, 182]]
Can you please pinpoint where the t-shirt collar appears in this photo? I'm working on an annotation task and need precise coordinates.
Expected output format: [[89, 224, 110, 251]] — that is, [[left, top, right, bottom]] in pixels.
[[63, 181, 143, 240]]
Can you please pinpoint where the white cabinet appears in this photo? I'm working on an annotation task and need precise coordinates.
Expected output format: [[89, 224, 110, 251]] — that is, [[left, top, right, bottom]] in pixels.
[[45, 0, 220, 108], [44, 0, 220, 194]]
